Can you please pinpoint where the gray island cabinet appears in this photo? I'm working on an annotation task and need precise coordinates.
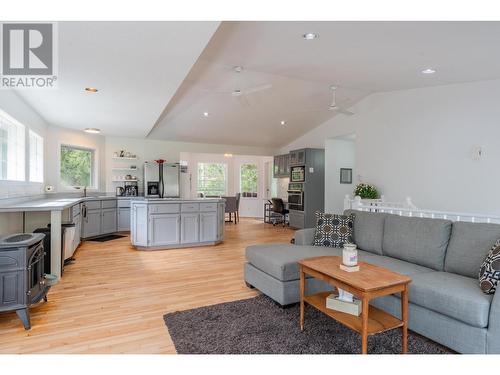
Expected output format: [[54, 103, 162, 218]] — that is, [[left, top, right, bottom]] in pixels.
[[130, 198, 225, 250]]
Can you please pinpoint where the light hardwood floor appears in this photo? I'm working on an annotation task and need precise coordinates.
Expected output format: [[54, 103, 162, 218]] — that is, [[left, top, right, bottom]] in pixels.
[[0, 218, 294, 354]]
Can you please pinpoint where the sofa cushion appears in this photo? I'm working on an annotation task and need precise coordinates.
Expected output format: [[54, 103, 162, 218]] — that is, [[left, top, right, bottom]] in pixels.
[[479, 239, 500, 294], [245, 244, 373, 282], [294, 228, 316, 246], [382, 215, 452, 270], [362, 255, 435, 276], [313, 212, 354, 248], [408, 272, 493, 328], [445, 222, 500, 279], [347, 210, 387, 255]]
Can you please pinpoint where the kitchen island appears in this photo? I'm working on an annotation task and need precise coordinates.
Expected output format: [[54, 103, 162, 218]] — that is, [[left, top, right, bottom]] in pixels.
[[130, 198, 225, 250]]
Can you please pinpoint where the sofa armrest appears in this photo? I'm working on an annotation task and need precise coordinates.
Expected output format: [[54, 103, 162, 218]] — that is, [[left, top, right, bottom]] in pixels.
[[294, 228, 316, 246], [487, 291, 500, 353]]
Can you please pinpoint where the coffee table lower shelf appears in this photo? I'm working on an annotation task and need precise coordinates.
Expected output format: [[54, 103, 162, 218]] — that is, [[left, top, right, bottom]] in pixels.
[[304, 292, 403, 335]]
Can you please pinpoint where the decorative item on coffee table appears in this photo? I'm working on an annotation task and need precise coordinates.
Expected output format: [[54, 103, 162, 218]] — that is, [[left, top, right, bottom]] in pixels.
[[340, 243, 359, 272]]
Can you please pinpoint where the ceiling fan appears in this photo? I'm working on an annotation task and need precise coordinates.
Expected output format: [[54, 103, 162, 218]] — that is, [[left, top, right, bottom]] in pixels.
[[201, 66, 272, 106], [327, 85, 354, 115]]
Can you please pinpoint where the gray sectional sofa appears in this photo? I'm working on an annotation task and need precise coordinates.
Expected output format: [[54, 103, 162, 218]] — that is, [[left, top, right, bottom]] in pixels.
[[244, 210, 500, 354]]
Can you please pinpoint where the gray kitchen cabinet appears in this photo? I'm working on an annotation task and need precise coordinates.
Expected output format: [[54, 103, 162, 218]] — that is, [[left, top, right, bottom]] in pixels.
[[180, 213, 199, 244], [85, 200, 101, 210], [284, 154, 290, 176], [117, 207, 131, 231], [289, 149, 306, 166], [273, 154, 290, 178], [82, 209, 101, 238], [131, 203, 148, 246], [200, 212, 217, 242], [130, 199, 225, 249], [149, 214, 181, 246], [278, 155, 285, 176], [273, 155, 280, 177], [101, 208, 117, 234], [102, 199, 117, 209], [81, 199, 122, 238], [296, 149, 306, 165]]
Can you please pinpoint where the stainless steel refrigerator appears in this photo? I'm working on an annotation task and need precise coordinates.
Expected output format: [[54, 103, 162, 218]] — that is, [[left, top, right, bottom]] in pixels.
[[144, 162, 180, 198]]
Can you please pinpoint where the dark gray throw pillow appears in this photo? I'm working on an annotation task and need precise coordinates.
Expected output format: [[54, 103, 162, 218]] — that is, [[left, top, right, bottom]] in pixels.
[[313, 212, 355, 248], [479, 239, 500, 294]]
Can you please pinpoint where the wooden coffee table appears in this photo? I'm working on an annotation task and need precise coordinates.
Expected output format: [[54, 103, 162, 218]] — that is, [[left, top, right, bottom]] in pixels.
[[298, 256, 412, 354]]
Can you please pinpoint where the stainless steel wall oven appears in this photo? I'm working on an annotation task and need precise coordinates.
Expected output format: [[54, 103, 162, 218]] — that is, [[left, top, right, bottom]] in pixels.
[[287, 183, 304, 211]]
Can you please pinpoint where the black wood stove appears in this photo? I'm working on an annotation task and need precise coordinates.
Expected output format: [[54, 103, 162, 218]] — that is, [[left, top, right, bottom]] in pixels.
[[0, 233, 50, 329]]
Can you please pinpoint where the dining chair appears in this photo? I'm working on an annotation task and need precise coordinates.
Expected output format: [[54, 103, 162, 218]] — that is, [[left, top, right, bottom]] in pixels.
[[223, 196, 238, 224]]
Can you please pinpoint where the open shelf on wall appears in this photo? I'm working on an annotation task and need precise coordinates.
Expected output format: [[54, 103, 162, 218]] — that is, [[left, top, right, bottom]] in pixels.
[[112, 167, 139, 171], [112, 156, 138, 160], [112, 179, 140, 182]]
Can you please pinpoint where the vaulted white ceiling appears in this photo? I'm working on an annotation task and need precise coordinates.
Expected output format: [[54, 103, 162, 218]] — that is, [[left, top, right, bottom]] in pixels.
[[14, 21, 500, 147], [15, 21, 220, 137], [149, 21, 500, 147]]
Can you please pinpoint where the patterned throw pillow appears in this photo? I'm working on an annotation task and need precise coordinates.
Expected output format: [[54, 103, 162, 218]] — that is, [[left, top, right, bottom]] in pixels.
[[479, 239, 500, 294], [313, 212, 355, 248]]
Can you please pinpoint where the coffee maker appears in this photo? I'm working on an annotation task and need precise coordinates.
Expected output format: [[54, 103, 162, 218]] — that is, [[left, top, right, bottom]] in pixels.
[[124, 185, 138, 196]]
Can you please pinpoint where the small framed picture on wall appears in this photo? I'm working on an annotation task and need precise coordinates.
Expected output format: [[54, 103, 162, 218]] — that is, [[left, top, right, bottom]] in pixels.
[[340, 168, 352, 184]]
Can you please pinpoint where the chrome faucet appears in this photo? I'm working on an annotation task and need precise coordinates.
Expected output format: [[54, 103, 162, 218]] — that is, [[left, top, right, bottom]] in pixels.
[[83, 186, 87, 197]]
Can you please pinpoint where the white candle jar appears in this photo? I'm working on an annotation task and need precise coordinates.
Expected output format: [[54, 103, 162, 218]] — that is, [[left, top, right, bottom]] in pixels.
[[342, 244, 358, 266]]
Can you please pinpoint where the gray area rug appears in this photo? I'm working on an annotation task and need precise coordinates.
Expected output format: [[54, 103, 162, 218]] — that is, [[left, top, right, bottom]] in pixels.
[[164, 295, 454, 354]]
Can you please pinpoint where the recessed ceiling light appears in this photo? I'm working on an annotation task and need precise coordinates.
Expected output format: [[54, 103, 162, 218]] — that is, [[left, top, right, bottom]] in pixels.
[[302, 32, 318, 40], [85, 87, 98, 93], [224, 153, 233, 158], [203, 112, 209, 117], [280, 120, 286, 125], [84, 128, 101, 134], [421, 68, 436, 75]]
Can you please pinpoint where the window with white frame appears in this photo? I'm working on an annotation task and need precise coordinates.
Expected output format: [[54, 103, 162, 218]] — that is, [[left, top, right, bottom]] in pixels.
[[197, 162, 227, 197], [29, 130, 43, 182], [240, 163, 258, 197], [60, 145, 95, 188], [0, 110, 25, 181]]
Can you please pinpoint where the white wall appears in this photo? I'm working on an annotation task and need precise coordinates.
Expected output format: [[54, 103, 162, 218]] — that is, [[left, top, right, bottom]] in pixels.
[[281, 79, 500, 215], [325, 138, 356, 213]]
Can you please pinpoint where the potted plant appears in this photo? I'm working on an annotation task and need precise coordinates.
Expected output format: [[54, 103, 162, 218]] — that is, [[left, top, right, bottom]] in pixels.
[[354, 183, 379, 199]]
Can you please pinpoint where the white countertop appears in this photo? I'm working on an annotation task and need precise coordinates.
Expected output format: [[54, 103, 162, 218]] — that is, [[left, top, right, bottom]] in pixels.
[[131, 198, 225, 203], [0, 194, 140, 212]]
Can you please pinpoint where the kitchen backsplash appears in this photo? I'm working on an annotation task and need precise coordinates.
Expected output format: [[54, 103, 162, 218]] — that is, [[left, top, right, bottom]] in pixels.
[[0, 183, 44, 200]]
